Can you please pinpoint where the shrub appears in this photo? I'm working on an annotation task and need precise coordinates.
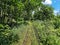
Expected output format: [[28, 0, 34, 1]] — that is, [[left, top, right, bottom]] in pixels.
[[0, 24, 19, 45]]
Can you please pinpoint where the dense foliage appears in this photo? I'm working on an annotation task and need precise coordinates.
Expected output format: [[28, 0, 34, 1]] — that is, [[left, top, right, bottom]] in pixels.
[[0, 0, 60, 45], [32, 21, 60, 45], [0, 24, 19, 45]]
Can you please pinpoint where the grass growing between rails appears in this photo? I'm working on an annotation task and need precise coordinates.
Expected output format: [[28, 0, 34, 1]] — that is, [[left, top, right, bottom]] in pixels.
[[11, 24, 39, 45]]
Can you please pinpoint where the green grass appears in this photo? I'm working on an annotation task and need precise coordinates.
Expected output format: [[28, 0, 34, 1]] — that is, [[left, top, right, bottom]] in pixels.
[[10, 21, 60, 45], [11, 25, 28, 45], [11, 23, 39, 45]]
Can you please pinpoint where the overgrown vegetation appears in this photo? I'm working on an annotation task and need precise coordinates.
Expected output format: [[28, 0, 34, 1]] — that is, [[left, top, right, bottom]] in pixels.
[[0, 0, 60, 45]]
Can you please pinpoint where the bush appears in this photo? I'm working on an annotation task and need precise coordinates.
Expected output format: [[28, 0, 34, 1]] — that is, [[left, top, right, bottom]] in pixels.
[[32, 21, 60, 45], [0, 24, 19, 45]]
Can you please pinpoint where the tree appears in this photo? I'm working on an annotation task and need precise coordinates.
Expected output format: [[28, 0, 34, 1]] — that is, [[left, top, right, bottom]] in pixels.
[[20, 0, 42, 20], [34, 5, 54, 20], [0, 0, 43, 26]]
